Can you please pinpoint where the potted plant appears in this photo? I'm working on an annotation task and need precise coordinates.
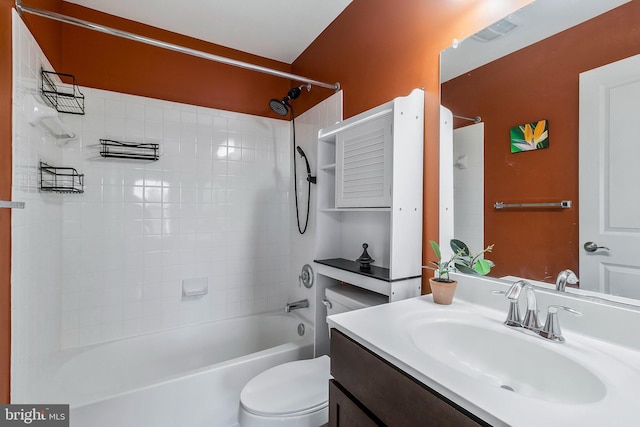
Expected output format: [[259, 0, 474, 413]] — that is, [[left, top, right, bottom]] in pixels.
[[424, 239, 494, 304]]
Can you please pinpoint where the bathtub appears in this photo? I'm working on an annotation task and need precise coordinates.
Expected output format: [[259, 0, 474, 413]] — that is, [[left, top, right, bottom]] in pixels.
[[41, 312, 313, 427]]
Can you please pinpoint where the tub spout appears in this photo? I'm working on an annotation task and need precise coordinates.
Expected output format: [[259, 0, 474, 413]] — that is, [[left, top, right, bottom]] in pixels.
[[285, 299, 309, 313]]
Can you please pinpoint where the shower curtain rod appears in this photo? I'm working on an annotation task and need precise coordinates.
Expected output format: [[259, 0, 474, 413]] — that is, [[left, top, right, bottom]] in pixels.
[[453, 114, 481, 124], [15, 1, 340, 91]]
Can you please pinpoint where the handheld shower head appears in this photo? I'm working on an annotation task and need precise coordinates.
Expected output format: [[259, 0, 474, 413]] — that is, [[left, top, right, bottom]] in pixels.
[[296, 146, 316, 184], [296, 146, 311, 174]]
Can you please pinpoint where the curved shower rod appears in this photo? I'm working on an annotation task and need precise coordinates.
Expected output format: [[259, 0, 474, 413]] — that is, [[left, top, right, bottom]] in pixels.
[[15, 0, 341, 92]]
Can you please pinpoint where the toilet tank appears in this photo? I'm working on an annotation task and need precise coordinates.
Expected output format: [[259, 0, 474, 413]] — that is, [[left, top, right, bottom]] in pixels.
[[325, 284, 387, 316]]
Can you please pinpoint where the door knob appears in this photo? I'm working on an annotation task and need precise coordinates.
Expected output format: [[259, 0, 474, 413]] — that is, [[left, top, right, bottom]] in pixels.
[[583, 241, 610, 253]]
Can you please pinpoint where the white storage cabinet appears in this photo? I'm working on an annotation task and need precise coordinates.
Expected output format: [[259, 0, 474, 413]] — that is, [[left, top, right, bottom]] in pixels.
[[315, 88, 424, 302]]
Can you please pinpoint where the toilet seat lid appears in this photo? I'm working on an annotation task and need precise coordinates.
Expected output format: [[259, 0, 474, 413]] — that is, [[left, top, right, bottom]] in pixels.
[[240, 355, 331, 417]]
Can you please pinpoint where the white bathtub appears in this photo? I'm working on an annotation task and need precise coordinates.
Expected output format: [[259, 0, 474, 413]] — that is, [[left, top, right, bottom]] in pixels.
[[41, 312, 313, 427]]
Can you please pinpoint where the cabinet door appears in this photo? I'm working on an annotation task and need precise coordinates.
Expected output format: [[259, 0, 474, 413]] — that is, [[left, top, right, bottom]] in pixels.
[[329, 380, 381, 427], [335, 113, 392, 208], [331, 330, 490, 427]]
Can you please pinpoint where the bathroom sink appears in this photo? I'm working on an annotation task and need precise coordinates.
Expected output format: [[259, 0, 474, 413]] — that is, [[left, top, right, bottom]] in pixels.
[[328, 285, 640, 426], [409, 312, 606, 404]]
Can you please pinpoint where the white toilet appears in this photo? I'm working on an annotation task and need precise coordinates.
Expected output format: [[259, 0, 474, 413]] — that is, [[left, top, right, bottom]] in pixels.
[[238, 284, 387, 427]]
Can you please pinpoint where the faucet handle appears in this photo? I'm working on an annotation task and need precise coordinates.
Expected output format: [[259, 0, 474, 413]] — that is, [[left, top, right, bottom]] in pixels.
[[493, 289, 522, 327], [539, 305, 583, 343], [521, 285, 540, 331]]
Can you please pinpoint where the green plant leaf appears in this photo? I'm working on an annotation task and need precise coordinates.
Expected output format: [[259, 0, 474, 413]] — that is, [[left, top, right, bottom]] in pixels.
[[474, 259, 492, 275], [450, 239, 470, 257], [454, 263, 477, 275], [430, 240, 441, 261]]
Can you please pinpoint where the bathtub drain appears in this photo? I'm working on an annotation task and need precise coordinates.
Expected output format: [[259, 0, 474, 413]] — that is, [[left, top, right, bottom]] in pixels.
[[297, 323, 305, 336]]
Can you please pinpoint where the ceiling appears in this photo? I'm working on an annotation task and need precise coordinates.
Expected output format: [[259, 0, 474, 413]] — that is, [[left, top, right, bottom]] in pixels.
[[63, 0, 353, 64], [441, 0, 631, 82]]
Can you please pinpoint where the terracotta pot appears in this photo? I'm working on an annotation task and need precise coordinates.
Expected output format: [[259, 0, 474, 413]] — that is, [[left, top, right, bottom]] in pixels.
[[429, 278, 458, 305]]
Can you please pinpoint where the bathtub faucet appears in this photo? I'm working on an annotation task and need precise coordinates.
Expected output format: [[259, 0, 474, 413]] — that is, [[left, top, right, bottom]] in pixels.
[[285, 299, 309, 313]]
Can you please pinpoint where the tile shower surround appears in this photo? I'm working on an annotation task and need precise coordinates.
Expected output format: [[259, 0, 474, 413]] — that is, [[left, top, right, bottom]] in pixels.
[[57, 89, 294, 349], [13, 13, 292, 348]]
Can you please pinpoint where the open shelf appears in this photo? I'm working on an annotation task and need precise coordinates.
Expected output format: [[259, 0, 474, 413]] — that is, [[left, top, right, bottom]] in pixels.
[[39, 161, 84, 194], [99, 139, 160, 161], [315, 258, 391, 282], [40, 69, 85, 115]]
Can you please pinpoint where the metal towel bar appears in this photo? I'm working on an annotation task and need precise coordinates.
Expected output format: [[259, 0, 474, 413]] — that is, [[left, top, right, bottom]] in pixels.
[[494, 200, 572, 210], [0, 200, 25, 209]]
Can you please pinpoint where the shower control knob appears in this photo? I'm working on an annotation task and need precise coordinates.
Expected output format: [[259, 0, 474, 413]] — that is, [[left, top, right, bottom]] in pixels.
[[298, 264, 314, 288]]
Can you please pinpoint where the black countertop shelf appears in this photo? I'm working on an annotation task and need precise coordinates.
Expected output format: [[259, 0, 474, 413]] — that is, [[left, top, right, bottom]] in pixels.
[[314, 258, 421, 283]]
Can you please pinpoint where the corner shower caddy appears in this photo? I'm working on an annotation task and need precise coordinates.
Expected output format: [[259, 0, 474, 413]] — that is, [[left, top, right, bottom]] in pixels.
[[99, 139, 160, 161], [39, 161, 84, 194], [40, 69, 85, 115]]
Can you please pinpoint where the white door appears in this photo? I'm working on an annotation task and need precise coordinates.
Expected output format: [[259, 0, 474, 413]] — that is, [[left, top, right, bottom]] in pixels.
[[453, 122, 484, 254], [579, 53, 640, 298]]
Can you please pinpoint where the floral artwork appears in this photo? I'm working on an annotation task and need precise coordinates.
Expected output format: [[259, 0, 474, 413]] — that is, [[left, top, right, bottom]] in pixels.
[[510, 120, 549, 153]]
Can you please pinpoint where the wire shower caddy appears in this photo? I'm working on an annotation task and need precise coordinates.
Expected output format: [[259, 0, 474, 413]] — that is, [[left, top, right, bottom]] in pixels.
[[40, 69, 85, 115], [99, 139, 160, 161], [39, 161, 84, 194]]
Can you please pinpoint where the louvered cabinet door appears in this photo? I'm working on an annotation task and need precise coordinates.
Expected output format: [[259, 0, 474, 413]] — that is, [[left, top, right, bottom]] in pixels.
[[335, 113, 393, 208]]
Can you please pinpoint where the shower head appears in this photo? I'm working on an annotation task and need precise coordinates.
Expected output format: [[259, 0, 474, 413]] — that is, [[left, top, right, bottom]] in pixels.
[[269, 84, 311, 116], [269, 98, 290, 116]]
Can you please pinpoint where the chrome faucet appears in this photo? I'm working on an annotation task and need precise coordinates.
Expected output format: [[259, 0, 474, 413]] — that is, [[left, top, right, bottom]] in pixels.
[[555, 269, 579, 292], [499, 281, 582, 343], [284, 299, 309, 313], [504, 280, 539, 330]]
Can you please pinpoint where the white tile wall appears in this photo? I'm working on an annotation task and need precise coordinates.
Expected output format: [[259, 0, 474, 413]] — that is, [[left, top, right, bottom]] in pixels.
[[58, 89, 292, 348], [13, 6, 291, 382], [11, 11, 65, 402]]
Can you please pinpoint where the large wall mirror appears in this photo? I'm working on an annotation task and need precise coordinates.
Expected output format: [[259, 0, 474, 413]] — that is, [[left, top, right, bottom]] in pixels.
[[440, 0, 640, 301]]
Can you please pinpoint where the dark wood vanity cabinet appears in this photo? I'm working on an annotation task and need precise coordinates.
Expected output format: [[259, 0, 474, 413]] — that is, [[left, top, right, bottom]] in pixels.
[[329, 329, 490, 427]]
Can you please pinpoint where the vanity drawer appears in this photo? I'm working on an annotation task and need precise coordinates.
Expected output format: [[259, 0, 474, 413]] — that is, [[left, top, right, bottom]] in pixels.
[[330, 329, 489, 427]]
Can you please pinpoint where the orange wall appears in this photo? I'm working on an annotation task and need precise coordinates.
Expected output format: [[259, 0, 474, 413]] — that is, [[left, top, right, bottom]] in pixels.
[[441, 2, 640, 282], [292, 0, 531, 285], [0, 0, 532, 401]]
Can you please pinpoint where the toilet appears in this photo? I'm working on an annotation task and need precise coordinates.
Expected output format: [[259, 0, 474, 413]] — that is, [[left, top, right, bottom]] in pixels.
[[238, 284, 387, 427]]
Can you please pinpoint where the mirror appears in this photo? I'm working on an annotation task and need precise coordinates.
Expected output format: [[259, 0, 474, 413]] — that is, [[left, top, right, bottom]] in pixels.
[[439, 0, 640, 301]]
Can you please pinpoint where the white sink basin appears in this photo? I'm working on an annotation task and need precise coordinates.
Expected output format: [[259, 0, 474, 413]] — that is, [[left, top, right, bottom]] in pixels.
[[410, 312, 607, 404]]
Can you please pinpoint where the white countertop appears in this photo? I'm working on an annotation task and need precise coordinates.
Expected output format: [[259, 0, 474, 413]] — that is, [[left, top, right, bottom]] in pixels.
[[327, 279, 640, 426]]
